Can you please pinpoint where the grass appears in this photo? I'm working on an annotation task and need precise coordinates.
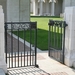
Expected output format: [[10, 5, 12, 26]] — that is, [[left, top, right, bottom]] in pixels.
[[13, 29, 48, 50], [31, 16, 63, 30], [49, 26, 63, 50], [13, 16, 63, 50], [31, 16, 63, 50]]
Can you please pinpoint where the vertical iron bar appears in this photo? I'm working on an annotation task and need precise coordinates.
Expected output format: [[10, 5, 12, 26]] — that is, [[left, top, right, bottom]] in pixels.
[[50, 26, 52, 57], [15, 52, 16, 68], [9, 53, 10, 68], [30, 26, 32, 66], [60, 25, 62, 62], [18, 29, 19, 67], [27, 51, 28, 66], [5, 23, 7, 63], [60, 25, 63, 62], [62, 24, 65, 64], [61, 26, 62, 50], [56, 26, 57, 49], [11, 23, 13, 68], [21, 52, 22, 67], [32, 51, 34, 65], [35, 24, 37, 66], [48, 25, 50, 56], [57, 26, 59, 49], [51, 26, 53, 57], [57, 26, 61, 61], [54, 24, 56, 49], [24, 29, 26, 66], [26, 29, 28, 66]]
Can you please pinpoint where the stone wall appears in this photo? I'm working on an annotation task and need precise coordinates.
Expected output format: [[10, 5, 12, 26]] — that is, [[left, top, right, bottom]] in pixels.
[[7, 0, 30, 22], [0, 0, 7, 21], [62, 0, 75, 13], [0, 5, 7, 73], [0, 0, 30, 22], [64, 6, 75, 67]]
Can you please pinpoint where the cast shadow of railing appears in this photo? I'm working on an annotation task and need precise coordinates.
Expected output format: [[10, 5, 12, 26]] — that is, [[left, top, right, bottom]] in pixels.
[[7, 66, 50, 75]]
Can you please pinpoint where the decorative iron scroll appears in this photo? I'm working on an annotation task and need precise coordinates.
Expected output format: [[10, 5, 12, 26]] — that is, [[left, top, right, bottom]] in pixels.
[[5, 22, 37, 30], [48, 20, 68, 27], [12, 23, 30, 30]]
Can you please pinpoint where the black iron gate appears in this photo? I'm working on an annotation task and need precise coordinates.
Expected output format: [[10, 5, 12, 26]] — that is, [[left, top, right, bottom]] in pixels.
[[48, 20, 67, 63], [5, 22, 38, 68]]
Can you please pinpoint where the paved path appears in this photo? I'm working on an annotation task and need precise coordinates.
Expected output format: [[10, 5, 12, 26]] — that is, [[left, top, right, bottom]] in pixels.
[[7, 34, 30, 53], [37, 49, 75, 75], [7, 48, 75, 75]]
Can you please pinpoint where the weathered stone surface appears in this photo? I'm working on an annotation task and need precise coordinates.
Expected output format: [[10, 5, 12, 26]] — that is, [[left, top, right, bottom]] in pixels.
[[64, 6, 75, 67], [7, 0, 30, 22], [0, 5, 7, 73]]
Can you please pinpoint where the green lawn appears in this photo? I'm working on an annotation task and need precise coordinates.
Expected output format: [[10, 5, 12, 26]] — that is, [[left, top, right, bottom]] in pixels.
[[31, 16, 63, 30], [13, 29, 48, 50], [13, 16, 63, 50], [31, 16, 63, 50]]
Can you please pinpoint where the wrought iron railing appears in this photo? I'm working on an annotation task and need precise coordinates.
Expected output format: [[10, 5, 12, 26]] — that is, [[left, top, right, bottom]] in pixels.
[[48, 20, 67, 63], [5, 22, 38, 68]]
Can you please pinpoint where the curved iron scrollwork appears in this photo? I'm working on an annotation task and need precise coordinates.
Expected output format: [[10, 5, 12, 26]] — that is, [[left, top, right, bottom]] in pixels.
[[48, 20, 68, 27], [5, 22, 37, 30], [12, 23, 30, 30]]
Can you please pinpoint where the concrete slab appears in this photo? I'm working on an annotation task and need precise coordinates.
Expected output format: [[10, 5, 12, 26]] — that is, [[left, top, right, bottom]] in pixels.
[[37, 51, 75, 75], [0, 69, 5, 75]]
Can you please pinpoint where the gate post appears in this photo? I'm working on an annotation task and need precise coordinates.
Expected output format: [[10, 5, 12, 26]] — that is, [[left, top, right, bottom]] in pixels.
[[7, 0, 30, 22], [64, 6, 75, 67], [0, 5, 7, 73]]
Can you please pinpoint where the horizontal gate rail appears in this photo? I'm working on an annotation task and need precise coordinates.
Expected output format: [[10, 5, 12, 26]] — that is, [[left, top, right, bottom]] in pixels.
[[48, 20, 67, 63], [5, 22, 38, 68]]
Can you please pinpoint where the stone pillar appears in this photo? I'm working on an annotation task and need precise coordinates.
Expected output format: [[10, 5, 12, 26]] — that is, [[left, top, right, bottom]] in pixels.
[[51, 0, 55, 16], [0, 5, 7, 73], [19, 0, 30, 22], [46, 0, 49, 15], [33, 0, 37, 15], [39, 0, 43, 15], [33, 0, 36, 15], [7, 0, 30, 22], [7, 0, 19, 22], [64, 6, 75, 67]]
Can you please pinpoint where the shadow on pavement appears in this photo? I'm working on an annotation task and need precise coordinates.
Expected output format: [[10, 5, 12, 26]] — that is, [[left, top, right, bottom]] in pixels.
[[7, 66, 50, 75]]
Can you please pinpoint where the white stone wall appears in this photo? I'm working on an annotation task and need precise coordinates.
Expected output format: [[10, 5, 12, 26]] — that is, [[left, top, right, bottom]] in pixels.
[[7, 0, 30, 22], [0, 0, 7, 21], [0, 5, 7, 73], [64, 6, 75, 67], [19, 0, 30, 22], [7, 0, 19, 22], [71, 0, 75, 6], [62, 0, 75, 13], [30, 0, 33, 13]]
